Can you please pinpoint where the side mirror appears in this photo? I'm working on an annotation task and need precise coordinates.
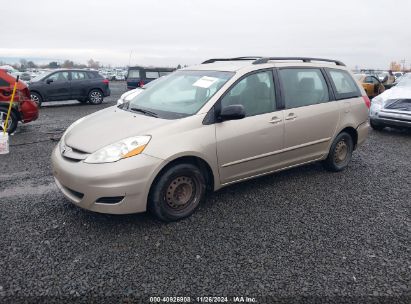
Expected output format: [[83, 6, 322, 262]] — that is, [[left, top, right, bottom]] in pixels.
[[46, 78, 53, 84], [218, 104, 246, 121]]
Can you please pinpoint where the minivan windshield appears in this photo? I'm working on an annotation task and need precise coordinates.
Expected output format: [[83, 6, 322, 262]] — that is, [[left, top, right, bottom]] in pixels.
[[125, 70, 234, 119]]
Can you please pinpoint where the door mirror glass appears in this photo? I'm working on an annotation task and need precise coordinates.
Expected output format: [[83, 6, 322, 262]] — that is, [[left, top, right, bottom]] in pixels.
[[219, 104, 246, 121]]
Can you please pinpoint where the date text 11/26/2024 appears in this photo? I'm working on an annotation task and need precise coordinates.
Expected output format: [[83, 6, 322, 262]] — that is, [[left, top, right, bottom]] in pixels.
[[149, 296, 257, 303]]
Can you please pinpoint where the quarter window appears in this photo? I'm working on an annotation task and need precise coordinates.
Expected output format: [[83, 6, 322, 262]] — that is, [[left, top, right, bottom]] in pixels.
[[146, 71, 160, 79], [221, 71, 276, 117], [279, 68, 329, 109], [328, 69, 361, 97]]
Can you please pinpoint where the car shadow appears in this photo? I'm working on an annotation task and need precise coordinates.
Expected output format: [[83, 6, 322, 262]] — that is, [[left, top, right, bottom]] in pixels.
[[64, 161, 325, 228]]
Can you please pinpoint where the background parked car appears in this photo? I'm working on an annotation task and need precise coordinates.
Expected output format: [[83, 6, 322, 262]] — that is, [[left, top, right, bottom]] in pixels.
[[117, 76, 167, 105], [370, 73, 411, 130], [126, 66, 175, 89], [355, 74, 385, 98], [0, 69, 38, 133], [28, 69, 110, 106]]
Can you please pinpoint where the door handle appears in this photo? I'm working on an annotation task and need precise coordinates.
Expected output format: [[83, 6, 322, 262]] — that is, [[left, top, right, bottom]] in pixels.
[[285, 113, 297, 120], [269, 117, 282, 124]]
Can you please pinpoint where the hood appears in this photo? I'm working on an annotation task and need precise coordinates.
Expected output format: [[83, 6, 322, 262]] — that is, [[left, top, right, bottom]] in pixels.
[[378, 85, 411, 102], [65, 106, 172, 153]]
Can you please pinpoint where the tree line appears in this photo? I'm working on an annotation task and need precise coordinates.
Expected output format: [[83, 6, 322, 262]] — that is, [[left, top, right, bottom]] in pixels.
[[0, 58, 102, 70]]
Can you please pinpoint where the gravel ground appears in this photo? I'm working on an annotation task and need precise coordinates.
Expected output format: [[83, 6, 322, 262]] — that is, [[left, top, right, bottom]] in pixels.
[[0, 82, 410, 303]]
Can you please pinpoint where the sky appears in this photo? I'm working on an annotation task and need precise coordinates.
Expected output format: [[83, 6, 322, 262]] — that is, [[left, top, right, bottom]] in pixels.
[[1, 0, 411, 69]]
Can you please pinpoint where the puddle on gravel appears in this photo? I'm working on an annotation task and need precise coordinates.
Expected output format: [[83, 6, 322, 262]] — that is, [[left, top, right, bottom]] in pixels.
[[0, 183, 57, 198]]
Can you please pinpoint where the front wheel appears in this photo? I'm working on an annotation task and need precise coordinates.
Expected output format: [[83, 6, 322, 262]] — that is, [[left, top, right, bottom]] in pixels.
[[323, 132, 354, 172], [0, 109, 18, 134], [30, 92, 42, 107], [149, 163, 206, 222], [88, 89, 103, 105]]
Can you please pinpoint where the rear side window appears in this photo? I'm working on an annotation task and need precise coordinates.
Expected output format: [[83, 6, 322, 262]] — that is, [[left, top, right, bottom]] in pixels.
[[146, 71, 160, 79], [327, 69, 361, 99], [159, 71, 171, 77], [128, 70, 140, 78], [0, 77, 9, 87], [71, 71, 88, 81], [279, 68, 329, 109]]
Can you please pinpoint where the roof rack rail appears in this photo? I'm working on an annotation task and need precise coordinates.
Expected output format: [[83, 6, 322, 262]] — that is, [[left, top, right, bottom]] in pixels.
[[252, 57, 345, 66], [202, 56, 263, 64], [202, 57, 345, 66]]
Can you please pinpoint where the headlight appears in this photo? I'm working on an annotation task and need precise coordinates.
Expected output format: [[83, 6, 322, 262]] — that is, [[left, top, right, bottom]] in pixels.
[[370, 96, 383, 116], [84, 136, 151, 164]]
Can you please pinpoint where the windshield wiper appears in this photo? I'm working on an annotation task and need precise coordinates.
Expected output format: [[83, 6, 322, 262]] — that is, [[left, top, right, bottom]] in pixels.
[[130, 107, 158, 117]]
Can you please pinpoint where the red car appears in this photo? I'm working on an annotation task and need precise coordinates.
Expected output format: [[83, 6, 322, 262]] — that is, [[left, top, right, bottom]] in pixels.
[[0, 69, 39, 133]]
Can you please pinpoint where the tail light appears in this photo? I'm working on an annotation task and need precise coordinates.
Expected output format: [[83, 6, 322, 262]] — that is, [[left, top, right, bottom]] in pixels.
[[139, 80, 144, 87], [362, 96, 371, 109], [103, 79, 109, 85]]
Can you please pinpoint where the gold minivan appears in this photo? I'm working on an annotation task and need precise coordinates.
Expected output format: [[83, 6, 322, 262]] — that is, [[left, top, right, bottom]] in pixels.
[[52, 57, 370, 221]]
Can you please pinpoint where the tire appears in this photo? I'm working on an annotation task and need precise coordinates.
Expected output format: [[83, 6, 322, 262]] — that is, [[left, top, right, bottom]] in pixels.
[[323, 132, 354, 172], [149, 163, 206, 222], [88, 89, 103, 105], [0, 109, 18, 134], [30, 92, 42, 107], [370, 120, 385, 131]]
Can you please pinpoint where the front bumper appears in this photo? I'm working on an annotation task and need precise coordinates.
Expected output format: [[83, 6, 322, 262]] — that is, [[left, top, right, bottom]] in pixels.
[[371, 110, 411, 128], [51, 146, 163, 214], [20, 99, 39, 123]]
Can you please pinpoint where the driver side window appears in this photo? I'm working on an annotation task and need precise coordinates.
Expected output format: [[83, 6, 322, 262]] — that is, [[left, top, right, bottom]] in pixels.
[[221, 71, 276, 117]]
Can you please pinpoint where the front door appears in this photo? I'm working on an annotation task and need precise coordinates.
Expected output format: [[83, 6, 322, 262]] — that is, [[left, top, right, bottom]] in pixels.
[[215, 70, 284, 184], [44, 71, 71, 101]]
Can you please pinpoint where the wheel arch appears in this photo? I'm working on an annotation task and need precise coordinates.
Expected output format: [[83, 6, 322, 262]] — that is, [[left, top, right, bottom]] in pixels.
[[148, 155, 216, 198], [87, 87, 104, 96], [338, 126, 358, 150], [30, 90, 44, 100]]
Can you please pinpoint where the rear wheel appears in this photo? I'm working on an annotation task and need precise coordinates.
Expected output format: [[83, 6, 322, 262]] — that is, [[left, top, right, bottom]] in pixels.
[[323, 132, 354, 172], [30, 92, 42, 107], [370, 120, 385, 131], [149, 163, 206, 222], [0, 109, 18, 134], [88, 89, 103, 105]]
